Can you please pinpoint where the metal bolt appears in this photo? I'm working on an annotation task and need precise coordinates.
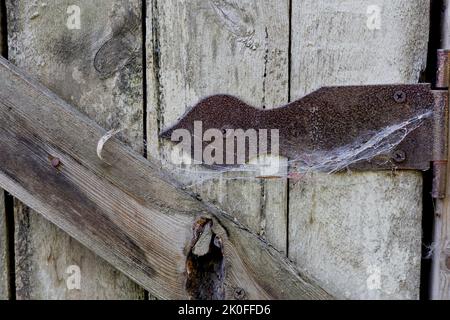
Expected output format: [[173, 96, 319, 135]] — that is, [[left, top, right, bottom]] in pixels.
[[234, 287, 246, 300], [51, 157, 61, 168], [393, 91, 406, 103], [392, 150, 406, 163]]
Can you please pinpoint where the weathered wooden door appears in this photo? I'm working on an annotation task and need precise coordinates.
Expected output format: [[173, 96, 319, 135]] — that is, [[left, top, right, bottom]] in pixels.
[[0, 0, 431, 299]]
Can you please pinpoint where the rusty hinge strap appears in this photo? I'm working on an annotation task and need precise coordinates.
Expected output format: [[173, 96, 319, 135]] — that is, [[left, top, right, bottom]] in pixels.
[[432, 50, 450, 199], [160, 51, 450, 195], [162, 86, 441, 171], [431, 90, 448, 198]]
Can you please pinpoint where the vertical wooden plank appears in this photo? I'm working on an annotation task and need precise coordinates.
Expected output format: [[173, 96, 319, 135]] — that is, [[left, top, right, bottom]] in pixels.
[[0, 0, 3, 52], [442, 0, 450, 49], [146, 0, 289, 250], [0, 0, 10, 301], [289, 0, 429, 299], [431, 0, 450, 300], [7, 0, 145, 299], [431, 90, 450, 299]]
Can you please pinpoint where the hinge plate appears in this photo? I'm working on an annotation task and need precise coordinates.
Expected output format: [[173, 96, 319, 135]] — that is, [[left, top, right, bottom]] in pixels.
[[161, 84, 448, 172]]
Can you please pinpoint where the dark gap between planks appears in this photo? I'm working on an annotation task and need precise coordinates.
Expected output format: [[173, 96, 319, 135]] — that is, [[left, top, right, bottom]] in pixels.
[[419, 0, 443, 300]]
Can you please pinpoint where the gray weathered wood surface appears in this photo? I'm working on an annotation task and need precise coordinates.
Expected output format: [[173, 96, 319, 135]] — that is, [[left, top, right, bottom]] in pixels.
[[0, 191, 9, 300], [431, 0, 450, 300], [7, 0, 145, 299], [0, 0, 9, 300], [431, 102, 450, 299], [288, 0, 428, 299], [148, 0, 428, 299], [0, 0, 3, 53], [0, 0, 432, 299], [146, 0, 289, 252], [0, 56, 332, 299]]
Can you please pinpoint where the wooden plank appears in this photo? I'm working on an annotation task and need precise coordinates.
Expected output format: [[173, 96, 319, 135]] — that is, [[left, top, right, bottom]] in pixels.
[[0, 191, 9, 300], [431, 97, 450, 299], [0, 57, 332, 299], [288, 0, 429, 299], [442, 0, 450, 49], [146, 0, 289, 251], [0, 0, 3, 53], [6, 0, 145, 299], [431, 0, 450, 300], [0, 0, 9, 301]]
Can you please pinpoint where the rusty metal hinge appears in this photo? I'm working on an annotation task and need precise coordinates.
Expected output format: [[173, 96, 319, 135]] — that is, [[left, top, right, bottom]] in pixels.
[[161, 51, 450, 199], [431, 49, 450, 198]]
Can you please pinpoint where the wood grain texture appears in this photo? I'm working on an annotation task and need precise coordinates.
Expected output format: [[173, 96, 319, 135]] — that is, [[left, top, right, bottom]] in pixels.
[[0, 191, 9, 300], [146, 0, 289, 251], [442, 0, 450, 49], [0, 0, 3, 54], [288, 0, 429, 299], [431, 0, 450, 299], [7, 0, 145, 299], [0, 0, 9, 301], [0, 57, 332, 299], [431, 111, 450, 299]]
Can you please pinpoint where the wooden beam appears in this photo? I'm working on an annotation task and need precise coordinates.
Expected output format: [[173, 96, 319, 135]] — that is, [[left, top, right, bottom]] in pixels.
[[0, 57, 332, 300]]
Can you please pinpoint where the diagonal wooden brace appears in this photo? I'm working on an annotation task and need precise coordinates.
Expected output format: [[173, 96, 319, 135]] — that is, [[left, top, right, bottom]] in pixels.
[[0, 57, 332, 299]]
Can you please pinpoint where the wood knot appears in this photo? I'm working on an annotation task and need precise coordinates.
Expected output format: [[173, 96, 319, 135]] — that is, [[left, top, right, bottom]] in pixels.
[[186, 217, 225, 300]]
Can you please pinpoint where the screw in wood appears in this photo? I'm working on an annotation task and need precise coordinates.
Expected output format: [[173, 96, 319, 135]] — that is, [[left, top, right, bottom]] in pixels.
[[392, 150, 406, 163], [393, 91, 406, 103]]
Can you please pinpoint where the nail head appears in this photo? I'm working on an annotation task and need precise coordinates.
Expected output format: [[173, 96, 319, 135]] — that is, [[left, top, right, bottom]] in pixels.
[[51, 157, 61, 168]]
